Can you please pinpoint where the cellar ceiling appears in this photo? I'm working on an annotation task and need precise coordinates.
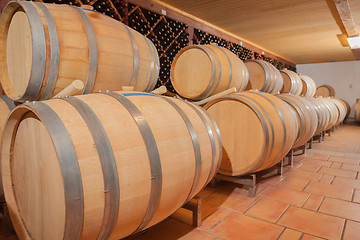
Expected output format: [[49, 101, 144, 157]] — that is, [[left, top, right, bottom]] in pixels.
[[156, 0, 360, 64]]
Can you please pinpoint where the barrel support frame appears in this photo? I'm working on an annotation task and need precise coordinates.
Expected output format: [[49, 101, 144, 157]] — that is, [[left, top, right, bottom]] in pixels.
[[181, 196, 202, 227], [212, 160, 285, 198], [285, 144, 306, 167]]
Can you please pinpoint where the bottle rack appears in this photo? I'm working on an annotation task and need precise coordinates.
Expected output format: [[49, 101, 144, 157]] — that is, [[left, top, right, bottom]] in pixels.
[[126, 4, 189, 93], [39, 0, 296, 92], [193, 29, 253, 61]]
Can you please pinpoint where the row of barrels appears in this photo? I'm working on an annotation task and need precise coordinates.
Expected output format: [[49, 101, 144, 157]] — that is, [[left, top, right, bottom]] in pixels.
[[204, 92, 348, 176], [171, 45, 317, 100], [0, 2, 222, 239], [0, 92, 349, 240], [0, 1, 314, 103], [0, 2, 349, 240]]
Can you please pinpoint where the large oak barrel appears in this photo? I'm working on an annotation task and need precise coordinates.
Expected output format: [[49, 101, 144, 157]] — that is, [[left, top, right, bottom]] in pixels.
[[244, 60, 283, 93], [0, 95, 15, 137], [339, 99, 350, 119], [0, 96, 15, 201], [299, 74, 316, 97], [305, 97, 330, 135], [316, 85, 335, 97], [0, 2, 159, 102], [356, 99, 360, 121], [280, 69, 302, 95], [318, 97, 339, 129], [170, 44, 249, 100], [277, 94, 318, 149], [330, 98, 347, 125], [204, 91, 297, 176], [1, 92, 221, 240]]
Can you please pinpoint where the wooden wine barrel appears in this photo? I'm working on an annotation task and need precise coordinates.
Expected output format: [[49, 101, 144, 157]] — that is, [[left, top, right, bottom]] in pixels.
[[330, 98, 347, 125], [277, 94, 318, 149], [339, 99, 350, 119], [1, 92, 221, 240], [0, 95, 15, 135], [204, 91, 298, 176], [299, 74, 316, 97], [280, 69, 302, 95], [0, 2, 159, 102], [356, 99, 360, 121], [0, 96, 15, 202], [316, 85, 335, 97], [264, 61, 283, 93], [245, 60, 283, 93], [305, 97, 330, 136], [170, 44, 248, 100], [318, 97, 339, 129]]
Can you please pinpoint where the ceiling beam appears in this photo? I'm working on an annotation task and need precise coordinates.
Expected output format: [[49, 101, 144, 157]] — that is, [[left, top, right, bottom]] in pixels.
[[333, 0, 358, 37]]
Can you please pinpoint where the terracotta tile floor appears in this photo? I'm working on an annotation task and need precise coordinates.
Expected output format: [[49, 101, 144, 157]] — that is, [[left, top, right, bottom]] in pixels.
[[2, 124, 360, 240], [131, 124, 360, 240]]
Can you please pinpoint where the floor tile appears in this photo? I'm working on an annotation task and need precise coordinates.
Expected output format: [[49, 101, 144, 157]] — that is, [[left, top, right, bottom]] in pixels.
[[343, 220, 360, 240], [260, 185, 310, 207], [303, 153, 330, 160], [135, 219, 215, 240], [259, 175, 286, 186], [303, 193, 324, 211], [209, 212, 283, 240], [302, 158, 332, 167], [328, 156, 360, 165], [319, 197, 360, 222], [283, 170, 322, 182], [301, 234, 325, 240], [296, 163, 322, 173], [332, 176, 360, 189], [353, 189, 360, 204], [318, 167, 357, 179], [198, 208, 232, 232], [276, 176, 310, 191], [219, 190, 261, 214], [330, 162, 342, 169], [341, 163, 360, 172], [278, 228, 302, 240], [318, 174, 334, 184], [293, 155, 304, 162], [201, 182, 260, 217], [277, 206, 345, 240], [245, 198, 288, 223], [304, 181, 353, 201]]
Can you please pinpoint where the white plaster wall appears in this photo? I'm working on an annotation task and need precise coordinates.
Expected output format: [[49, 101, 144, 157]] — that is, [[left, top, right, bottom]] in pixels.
[[297, 61, 360, 118]]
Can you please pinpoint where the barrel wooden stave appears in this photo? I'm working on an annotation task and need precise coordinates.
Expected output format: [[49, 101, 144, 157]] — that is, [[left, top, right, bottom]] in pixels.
[[0, 2, 159, 102], [1, 92, 221, 240], [204, 91, 297, 176]]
